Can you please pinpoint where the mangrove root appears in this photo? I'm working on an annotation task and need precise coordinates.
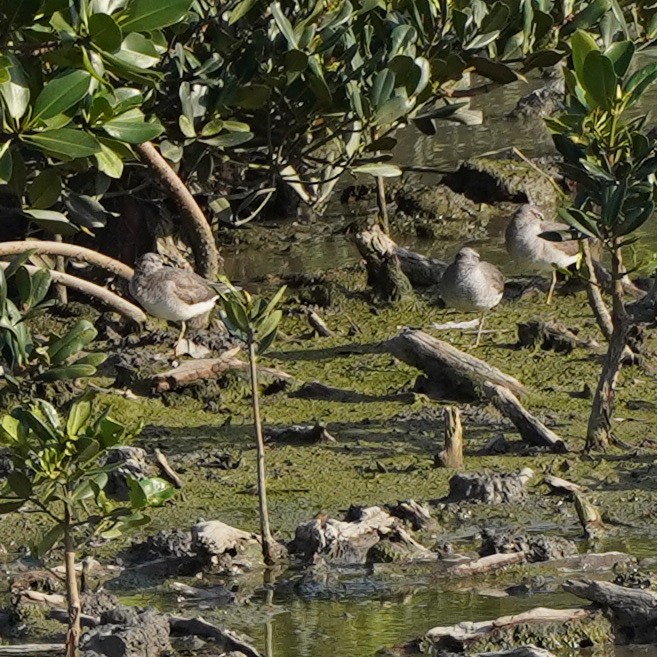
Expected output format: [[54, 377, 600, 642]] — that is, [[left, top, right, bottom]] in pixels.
[[516, 319, 598, 354], [265, 421, 336, 444], [447, 468, 534, 504], [0, 262, 146, 323], [307, 308, 335, 337]]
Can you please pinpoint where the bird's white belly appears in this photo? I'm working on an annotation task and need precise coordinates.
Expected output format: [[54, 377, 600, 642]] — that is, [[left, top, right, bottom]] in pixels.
[[141, 296, 217, 321], [443, 272, 502, 312]]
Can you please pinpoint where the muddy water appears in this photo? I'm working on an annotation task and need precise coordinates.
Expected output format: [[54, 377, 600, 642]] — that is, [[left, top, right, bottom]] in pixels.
[[212, 81, 657, 657]]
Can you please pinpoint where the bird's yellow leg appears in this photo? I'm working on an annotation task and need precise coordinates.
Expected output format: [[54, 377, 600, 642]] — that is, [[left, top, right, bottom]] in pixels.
[[546, 270, 557, 305]]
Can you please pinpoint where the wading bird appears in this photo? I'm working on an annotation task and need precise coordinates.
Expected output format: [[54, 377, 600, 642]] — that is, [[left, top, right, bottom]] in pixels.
[[505, 204, 580, 305], [439, 247, 504, 347]]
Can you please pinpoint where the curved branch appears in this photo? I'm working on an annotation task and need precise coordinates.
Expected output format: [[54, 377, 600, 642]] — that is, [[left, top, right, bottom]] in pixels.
[[0, 263, 146, 323], [136, 141, 219, 280], [0, 241, 134, 280]]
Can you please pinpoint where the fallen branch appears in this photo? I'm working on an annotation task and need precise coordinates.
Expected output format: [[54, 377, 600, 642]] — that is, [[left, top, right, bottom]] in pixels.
[[483, 383, 568, 453], [0, 262, 146, 323], [0, 241, 133, 280], [307, 309, 335, 337], [169, 616, 262, 657], [447, 551, 526, 577], [152, 348, 293, 392], [155, 449, 184, 488], [380, 328, 526, 400], [0, 644, 65, 655]]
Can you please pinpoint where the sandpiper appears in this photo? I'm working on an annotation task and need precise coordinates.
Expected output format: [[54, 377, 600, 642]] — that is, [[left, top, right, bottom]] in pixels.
[[439, 247, 504, 347], [505, 204, 580, 305], [129, 252, 230, 349]]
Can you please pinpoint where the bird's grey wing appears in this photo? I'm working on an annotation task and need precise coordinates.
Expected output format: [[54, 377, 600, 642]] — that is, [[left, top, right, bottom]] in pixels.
[[480, 262, 505, 293], [168, 271, 217, 304]]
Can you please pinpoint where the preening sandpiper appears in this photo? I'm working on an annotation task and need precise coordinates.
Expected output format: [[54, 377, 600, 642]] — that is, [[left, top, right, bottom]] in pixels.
[[505, 204, 580, 304]]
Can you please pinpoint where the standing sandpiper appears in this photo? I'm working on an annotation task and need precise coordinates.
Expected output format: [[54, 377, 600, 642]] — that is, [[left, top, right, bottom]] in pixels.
[[439, 247, 504, 347], [129, 252, 231, 351], [505, 204, 579, 305]]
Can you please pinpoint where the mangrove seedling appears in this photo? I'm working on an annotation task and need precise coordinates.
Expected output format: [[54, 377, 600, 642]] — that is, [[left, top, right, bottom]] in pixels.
[[218, 283, 286, 565], [0, 253, 106, 392], [0, 395, 175, 656], [546, 30, 657, 450]]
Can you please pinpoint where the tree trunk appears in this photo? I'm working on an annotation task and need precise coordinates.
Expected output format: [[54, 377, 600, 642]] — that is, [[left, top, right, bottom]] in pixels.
[[135, 142, 219, 280], [248, 336, 275, 566], [64, 509, 80, 657], [586, 243, 629, 451]]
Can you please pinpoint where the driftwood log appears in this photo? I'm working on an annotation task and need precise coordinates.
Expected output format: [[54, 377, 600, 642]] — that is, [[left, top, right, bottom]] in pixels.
[[563, 578, 657, 642], [435, 406, 464, 469], [155, 449, 184, 488], [422, 607, 597, 652], [380, 329, 526, 400], [169, 616, 262, 657], [476, 648, 557, 657], [447, 552, 526, 577], [543, 474, 583, 496], [483, 383, 568, 453], [517, 319, 598, 353], [265, 422, 336, 444], [152, 347, 293, 391], [574, 494, 604, 539], [354, 224, 446, 286], [0, 645, 65, 655]]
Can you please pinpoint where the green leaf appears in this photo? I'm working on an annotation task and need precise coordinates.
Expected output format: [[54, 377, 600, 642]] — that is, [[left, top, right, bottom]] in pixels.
[[371, 69, 395, 109], [32, 70, 92, 123], [102, 108, 163, 142], [570, 30, 598, 81], [263, 285, 287, 318], [14, 266, 31, 307], [374, 96, 411, 125], [27, 169, 62, 209], [0, 500, 25, 514], [284, 49, 308, 72], [30, 268, 52, 306], [604, 41, 634, 78], [222, 298, 249, 334], [561, 0, 612, 36], [95, 139, 125, 178], [581, 51, 617, 110], [65, 193, 109, 229], [34, 523, 65, 557], [557, 207, 601, 239], [8, 471, 33, 499], [88, 12, 123, 52], [0, 141, 12, 185], [135, 476, 174, 507], [228, 0, 257, 24], [522, 49, 565, 72], [22, 128, 102, 160], [121, 0, 192, 33], [271, 2, 298, 48], [200, 132, 254, 148], [48, 319, 98, 365], [469, 57, 519, 84], [67, 394, 94, 436], [0, 55, 30, 122], [234, 85, 271, 110], [464, 31, 500, 50], [626, 63, 657, 106], [113, 33, 160, 68], [616, 202, 654, 236], [255, 309, 282, 343], [39, 363, 98, 381], [22, 209, 78, 236], [72, 352, 107, 367], [352, 162, 402, 177]]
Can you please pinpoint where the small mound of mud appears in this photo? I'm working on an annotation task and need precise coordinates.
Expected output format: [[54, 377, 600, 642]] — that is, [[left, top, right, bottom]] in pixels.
[[480, 528, 578, 563], [129, 529, 195, 562], [447, 469, 534, 505]]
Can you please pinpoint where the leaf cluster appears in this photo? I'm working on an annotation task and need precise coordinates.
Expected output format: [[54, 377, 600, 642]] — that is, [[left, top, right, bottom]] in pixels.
[[546, 29, 657, 245], [0, 253, 107, 390], [218, 283, 286, 355], [0, 393, 174, 556]]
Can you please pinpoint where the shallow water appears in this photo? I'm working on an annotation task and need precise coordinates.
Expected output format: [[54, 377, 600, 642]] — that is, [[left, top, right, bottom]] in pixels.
[[215, 78, 657, 657]]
